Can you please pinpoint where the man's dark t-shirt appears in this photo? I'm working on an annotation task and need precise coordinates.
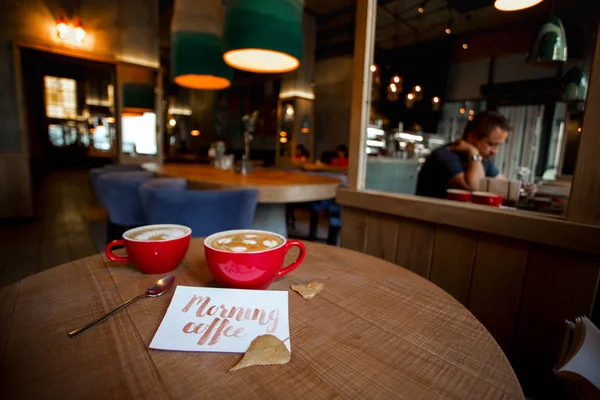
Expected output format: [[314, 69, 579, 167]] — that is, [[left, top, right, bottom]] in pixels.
[[416, 145, 500, 198]]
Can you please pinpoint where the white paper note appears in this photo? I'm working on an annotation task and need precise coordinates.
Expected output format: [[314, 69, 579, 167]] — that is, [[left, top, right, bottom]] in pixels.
[[150, 286, 290, 353]]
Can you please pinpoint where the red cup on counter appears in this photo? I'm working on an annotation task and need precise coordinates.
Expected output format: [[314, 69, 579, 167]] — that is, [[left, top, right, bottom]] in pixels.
[[446, 189, 472, 202], [204, 229, 306, 290], [105, 224, 191, 274], [471, 191, 504, 207]]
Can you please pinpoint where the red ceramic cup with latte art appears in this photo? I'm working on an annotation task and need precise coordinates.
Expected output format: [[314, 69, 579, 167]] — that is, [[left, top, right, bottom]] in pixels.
[[204, 229, 306, 290], [105, 224, 191, 274]]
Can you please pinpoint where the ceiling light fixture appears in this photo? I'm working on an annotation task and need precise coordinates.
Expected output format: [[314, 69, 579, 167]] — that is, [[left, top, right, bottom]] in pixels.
[[171, 0, 232, 90], [74, 20, 86, 43], [56, 19, 69, 39], [528, 13, 567, 66], [494, 0, 544, 12], [223, 0, 303, 73]]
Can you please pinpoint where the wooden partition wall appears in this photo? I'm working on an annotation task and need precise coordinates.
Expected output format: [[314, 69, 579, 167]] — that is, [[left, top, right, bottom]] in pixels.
[[339, 0, 600, 396], [338, 188, 600, 393]]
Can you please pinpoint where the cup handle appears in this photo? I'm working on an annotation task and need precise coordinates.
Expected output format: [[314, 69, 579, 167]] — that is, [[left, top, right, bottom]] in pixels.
[[277, 240, 306, 279], [105, 240, 130, 263]]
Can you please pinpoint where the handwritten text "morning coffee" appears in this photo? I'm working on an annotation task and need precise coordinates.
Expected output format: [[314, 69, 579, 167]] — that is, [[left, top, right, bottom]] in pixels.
[[181, 295, 280, 345]]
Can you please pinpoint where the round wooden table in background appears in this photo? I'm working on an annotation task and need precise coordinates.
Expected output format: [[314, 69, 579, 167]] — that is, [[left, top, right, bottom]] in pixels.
[[0, 240, 523, 399], [142, 163, 343, 237]]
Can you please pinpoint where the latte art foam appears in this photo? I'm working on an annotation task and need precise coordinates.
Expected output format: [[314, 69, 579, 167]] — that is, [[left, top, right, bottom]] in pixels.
[[210, 232, 284, 252], [129, 228, 187, 241]]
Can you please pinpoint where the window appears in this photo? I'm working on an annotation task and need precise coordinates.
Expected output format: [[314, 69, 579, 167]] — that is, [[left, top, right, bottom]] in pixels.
[[44, 76, 77, 119], [121, 113, 157, 155]]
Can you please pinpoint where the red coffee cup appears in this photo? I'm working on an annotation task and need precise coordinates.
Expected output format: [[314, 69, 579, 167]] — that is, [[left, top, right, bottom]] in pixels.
[[204, 229, 306, 290], [105, 224, 191, 274], [471, 191, 504, 207], [447, 189, 472, 202]]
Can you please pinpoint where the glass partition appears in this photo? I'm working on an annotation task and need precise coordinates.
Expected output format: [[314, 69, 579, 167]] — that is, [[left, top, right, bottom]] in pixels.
[[363, 0, 594, 216]]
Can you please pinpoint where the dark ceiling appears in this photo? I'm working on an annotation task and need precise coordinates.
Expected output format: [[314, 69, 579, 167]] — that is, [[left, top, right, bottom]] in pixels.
[[160, 0, 597, 59], [309, 0, 595, 58]]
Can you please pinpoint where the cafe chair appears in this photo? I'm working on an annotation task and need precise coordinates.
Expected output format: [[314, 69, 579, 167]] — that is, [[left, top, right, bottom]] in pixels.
[[89, 164, 143, 206], [290, 172, 346, 244], [98, 170, 155, 242], [139, 187, 259, 238], [138, 178, 188, 217]]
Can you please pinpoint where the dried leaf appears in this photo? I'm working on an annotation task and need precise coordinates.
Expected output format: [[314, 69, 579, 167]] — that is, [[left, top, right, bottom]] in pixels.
[[229, 334, 290, 371], [291, 280, 324, 300]]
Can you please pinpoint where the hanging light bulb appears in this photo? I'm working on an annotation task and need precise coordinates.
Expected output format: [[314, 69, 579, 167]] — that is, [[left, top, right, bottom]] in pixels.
[[169, 118, 177, 127], [445, 27, 452, 34], [414, 85, 422, 93], [387, 84, 399, 102], [405, 93, 416, 109], [462, 43, 469, 50], [74, 23, 86, 43], [494, 0, 544, 12], [56, 20, 69, 40], [191, 129, 200, 136], [418, 6, 425, 13], [389, 75, 403, 92], [370, 64, 377, 72], [459, 107, 466, 114], [432, 96, 441, 111]]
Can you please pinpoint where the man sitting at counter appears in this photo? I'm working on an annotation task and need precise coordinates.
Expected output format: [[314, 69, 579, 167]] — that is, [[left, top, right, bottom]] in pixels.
[[416, 111, 508, 198]]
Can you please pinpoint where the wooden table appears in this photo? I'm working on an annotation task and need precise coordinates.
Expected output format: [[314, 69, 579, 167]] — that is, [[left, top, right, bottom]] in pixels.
[[142, 163, 342, 237], [0, 240, 523, 399], [301, 162, 349, 173]]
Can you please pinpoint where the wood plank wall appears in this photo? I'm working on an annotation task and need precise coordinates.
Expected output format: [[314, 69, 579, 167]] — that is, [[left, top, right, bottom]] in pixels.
[[0, 155, 33, 219], [341, 206, 600, 393]]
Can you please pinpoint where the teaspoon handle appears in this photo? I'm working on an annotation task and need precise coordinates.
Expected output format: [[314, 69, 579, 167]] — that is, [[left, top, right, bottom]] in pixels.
[[68, 294, 147, 338]]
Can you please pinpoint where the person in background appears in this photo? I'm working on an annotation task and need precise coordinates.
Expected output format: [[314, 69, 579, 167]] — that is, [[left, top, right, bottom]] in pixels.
[[293, 144, 310, 164], [330, 144, 349, 168], [416, 111, 509, 199]]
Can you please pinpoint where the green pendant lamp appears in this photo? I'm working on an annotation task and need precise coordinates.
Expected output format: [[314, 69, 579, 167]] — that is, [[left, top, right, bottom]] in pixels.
[[564, 67, 587, 111], [528, 0, 567, 67], [171, 0, 232, 90], [122, 83, 155, 116], [564, 67, 588, 101], [222, 0, 303, 73]]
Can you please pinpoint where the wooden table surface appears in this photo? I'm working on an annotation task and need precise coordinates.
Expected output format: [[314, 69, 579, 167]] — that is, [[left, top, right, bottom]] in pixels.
[[0, 240, 523, 400], [301, 163, 349, 173], [142, 162, 342, 203]]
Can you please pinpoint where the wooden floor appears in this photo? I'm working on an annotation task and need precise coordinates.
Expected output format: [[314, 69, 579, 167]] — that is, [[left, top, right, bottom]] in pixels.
[[0, 170, 103, 288], [0, 170, 332, 288]]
